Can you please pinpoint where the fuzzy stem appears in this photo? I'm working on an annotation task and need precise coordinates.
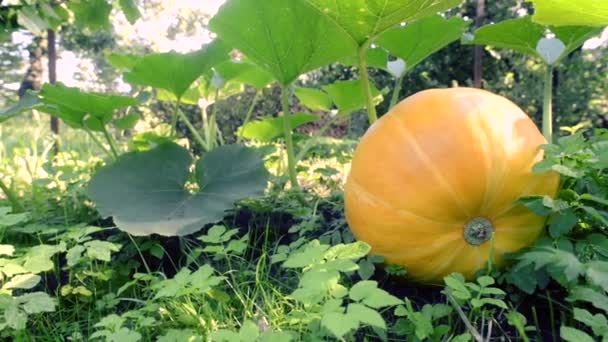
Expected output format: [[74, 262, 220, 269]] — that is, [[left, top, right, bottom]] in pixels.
[[358, 44, 378, 124], [83, 127, 114, 160], [171, 100, 179, 136], [237, 90, 262, 144], [0, 178, 24, 213], [101, 126, 119, 160], [389, 72, 406, 109], [281, 85, 299, 189], [543, 66, 554, 143], [177, 104, 208, 152]]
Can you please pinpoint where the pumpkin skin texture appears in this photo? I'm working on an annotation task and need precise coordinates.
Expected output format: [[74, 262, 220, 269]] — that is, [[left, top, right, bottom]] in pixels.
[[344, 88, 559, 283]]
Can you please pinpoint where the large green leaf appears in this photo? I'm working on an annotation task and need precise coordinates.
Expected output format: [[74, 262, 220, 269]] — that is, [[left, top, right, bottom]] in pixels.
[[38, 83, 138, 131], [377, 15, 469, 71], [305, 0, 464, 45], [467, 17, 546, 57], [294, 87, 333, 112], [530, 0, 608, 27], [214, 60, 274, 90], [0, 92, 41, 123], [87, 143, 269, 236], [238, 113, 319, 142], [209, 0, 357, 85], [468, 17, 602, 65], [123, 40, 230, 99], [119, 0, 141, 25], [69, 0, 112, 31], [323, 79, 383, 115]]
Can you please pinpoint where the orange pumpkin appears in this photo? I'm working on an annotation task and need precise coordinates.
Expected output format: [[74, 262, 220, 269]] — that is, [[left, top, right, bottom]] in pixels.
[[344, 88, 559, 283]]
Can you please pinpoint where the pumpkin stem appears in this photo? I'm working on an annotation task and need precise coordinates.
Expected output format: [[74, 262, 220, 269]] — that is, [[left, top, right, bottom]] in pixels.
[[463, 218, 494, 246]]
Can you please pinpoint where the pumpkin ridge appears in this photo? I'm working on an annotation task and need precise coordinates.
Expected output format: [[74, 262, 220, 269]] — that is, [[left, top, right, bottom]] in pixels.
[[347, 177, 460, 226], [389, 114, 473, 218]]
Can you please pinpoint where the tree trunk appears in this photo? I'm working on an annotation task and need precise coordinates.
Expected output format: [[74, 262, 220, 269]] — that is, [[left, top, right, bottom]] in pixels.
[[17, 36, 44, 98], [473, 0, 485, 88], [47, 29, 59, 137]]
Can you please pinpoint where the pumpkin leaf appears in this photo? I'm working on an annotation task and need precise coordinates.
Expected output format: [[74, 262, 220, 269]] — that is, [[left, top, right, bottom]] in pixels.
[[323, 79, 383, 115], [214, 60, 274, 90], [530, 0, 608, 27], [209, 0, 357, 85], [238, 113, 319, 142], [38, 83, 138, 131], [16, 292, 56, 314], [304, 0, 464, 46], [69, 0, 112, 31], [123, 40, 230, 99], [0, 91, 41, 123], [377, 15, 469, 72], [294, 87, 333, 112], [118, 0, 141, 25], [468, 17, 602, 65], [87, 143, 269, 236]]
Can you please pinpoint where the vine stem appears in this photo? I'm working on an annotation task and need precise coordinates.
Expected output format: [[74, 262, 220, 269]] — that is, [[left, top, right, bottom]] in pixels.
[[542, 65, 554, 143], [101, 126, 119, 160], [358, 43, 378, 124], [83, 127, 114, 160], [389, 72, 406, 109], [177, 104, 208, 152], [0, 178, 24, 213], [447, 294, 484, 342], [280, 85, 299, 189], [171, 100, 179, 136], [237, 90, 262, 144]]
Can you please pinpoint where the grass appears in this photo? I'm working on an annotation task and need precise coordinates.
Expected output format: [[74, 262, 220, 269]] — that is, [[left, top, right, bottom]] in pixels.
[[0, 117, 606, 341]]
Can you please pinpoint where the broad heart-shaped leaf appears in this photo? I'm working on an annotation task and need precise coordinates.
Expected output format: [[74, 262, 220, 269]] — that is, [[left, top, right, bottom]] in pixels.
[[294, 87, 333, 112], [323, 79, 383, 115], [87, 143, 269, 236], [123, 40, 230, 99], [209, 0, 357, 85], [238, 113, 319, 142], [377, 15, 469, 72], [305, 0, 464, 45], [530, 0, 608, 27], [118, 0, 141, 25], [214, 60, 274, 90], [69, 0, 112, 31], [0, 91, 41, 123], [467, 17, 545, 57], [468, 17, 602, 65], [38, 83, 138, 131]]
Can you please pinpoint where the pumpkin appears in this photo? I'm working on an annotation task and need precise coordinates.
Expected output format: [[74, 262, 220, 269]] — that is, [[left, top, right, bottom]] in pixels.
[[344, 88, 559, 283]]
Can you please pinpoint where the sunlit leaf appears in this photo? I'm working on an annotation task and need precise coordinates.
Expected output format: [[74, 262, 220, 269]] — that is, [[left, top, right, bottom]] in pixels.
[[123, 40, 230, 98], [294, 88, 333, 112], [323, 79, 383, 115], [210, 0, 357, 85], [238, 113, 319, 142], [304, 0, 463, 45], [377, 15, 469, 72], [530, 0, 608, 27]]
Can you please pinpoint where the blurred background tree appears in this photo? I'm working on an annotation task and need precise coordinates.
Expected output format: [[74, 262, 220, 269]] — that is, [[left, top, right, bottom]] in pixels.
[[1, 0, 606, 142]]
